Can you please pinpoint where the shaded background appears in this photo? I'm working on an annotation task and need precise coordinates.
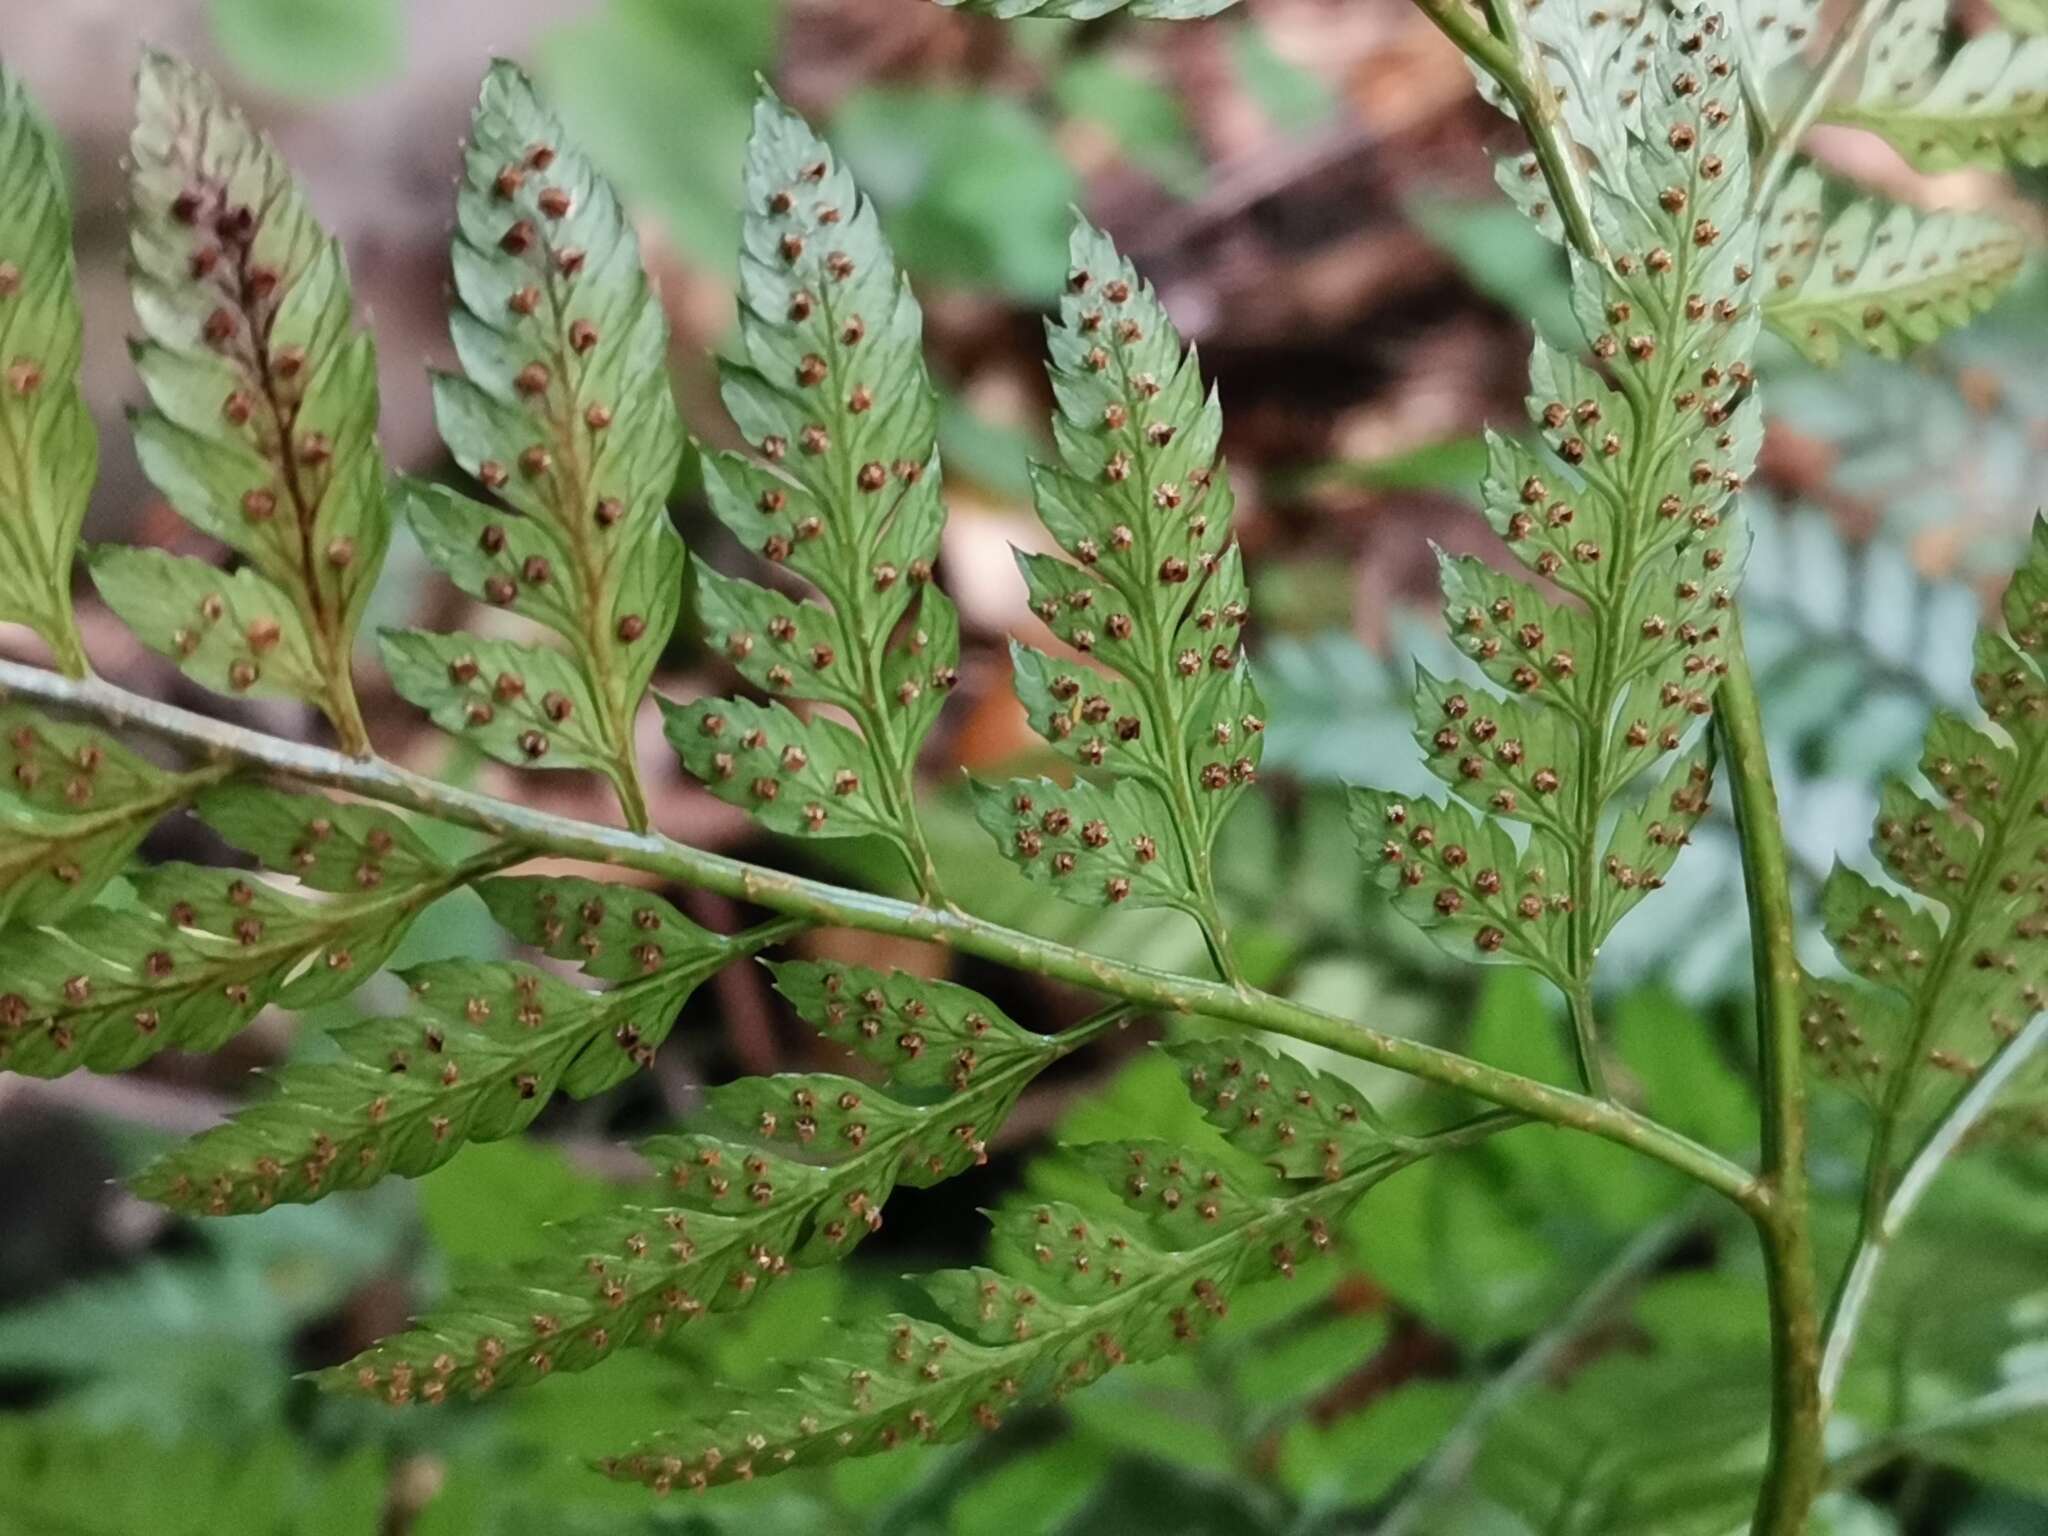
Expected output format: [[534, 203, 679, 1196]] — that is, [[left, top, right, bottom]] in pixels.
[[1, 0, 2045, 1532]]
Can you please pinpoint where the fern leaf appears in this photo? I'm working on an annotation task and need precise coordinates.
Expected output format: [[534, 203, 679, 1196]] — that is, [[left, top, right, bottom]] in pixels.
[[1829, 0, 2048, 171], [379, 629, 613, 776], [0, 708, 219, 926], [0, 63, 94, 675], [1350, 11, 1756, 1030], [193, 783, 448, 893], [1762, 169, 2025, 366], [599, 1059, 1496, 1493], [325, 972, 1114, 1402], [133, 882, 778, 1213], [1805, 516, 2048, 1143], [661, 91, 957, 892], [930, 0, 1240, 15], [976, 222, 1261, 968], [114, 52, 389, 752], [395, 63, 684, 823]]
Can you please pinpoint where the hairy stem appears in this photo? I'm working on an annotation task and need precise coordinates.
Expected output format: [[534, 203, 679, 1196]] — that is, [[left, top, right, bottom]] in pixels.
[[1714, 631, 1824, 1535], [0, 655, 1761, 1209], [1818, 1009, 2048, 1415]]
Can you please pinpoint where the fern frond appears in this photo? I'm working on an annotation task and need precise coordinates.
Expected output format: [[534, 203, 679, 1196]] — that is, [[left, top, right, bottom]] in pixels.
[[104, 53, 389, 752], [598, 1051, 1501, 1493], [133, 880, 782, 1213], [974, 222, 1262, 973], [0, 796, 487, 1079], [1804, 516, 2048, 1144], [662, 92, 956, 894], [387, 62, 683, 824], [0, 708, 224, 927], [0, 63, 94, 676], [1761, 170, 2025, 366], [1828, 0, 2048, 171], [1349, 11, 1756, 1054], [325, 972, 1117, 1401]]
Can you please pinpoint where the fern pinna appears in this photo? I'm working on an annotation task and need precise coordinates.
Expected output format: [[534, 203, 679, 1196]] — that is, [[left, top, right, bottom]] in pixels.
[[0, 7, 2044, 1531]]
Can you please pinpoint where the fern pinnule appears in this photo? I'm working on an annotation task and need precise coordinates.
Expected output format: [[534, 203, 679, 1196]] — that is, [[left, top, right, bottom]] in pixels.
[[1827, 0, 2048, 171], [662, 92, 957, 893], [131, 877, 787, 1214], [326, 974, 1120, 1403], [100, 52, 389, 752], [1805, 517, 2048, 1152], [384, 62, 684, 825], [599, 1044, 1496, 1493], [1350, 10, 1756, 1063], [0, 62, 94, 677], [974, 222, 1262, 976]]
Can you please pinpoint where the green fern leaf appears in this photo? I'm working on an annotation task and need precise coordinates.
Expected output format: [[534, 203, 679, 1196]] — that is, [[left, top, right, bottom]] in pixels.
[[662, 91, 957, 892], [0, 786, 482, 1078], [976, 222, 1261, 967], [1805, 516, 2048, 1142], [133, 882, 777, 1213], [0, 64, 94, 675], [599, 1072, 1499, 1493], [1828, 0, 2048, 171], [89, 548, 327, 700], [113, 52, 390, 752], [378, 629, 610, 774], [1761, 169, 2025, 366], [395, 63, 685, 824], [930, 0, 1240, 15], [1349, 11, 1756, 1044], [0, 708, 220, 926], [325, 970, 1114, 1402], [1171, 1035, 1393, 1177]]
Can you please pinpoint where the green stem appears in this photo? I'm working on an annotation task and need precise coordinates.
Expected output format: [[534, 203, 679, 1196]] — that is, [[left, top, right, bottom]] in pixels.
[[1714, 628, 1825, 1536], [0, 655, 1762, 1211], [1469, 0, 1609, 265]]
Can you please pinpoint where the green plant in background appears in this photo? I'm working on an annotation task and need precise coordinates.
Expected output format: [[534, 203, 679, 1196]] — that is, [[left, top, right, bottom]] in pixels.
[[0, 1, 2045, 1531]]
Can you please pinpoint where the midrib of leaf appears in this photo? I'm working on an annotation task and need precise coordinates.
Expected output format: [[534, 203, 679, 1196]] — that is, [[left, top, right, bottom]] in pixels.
[[1099, 333, 1233, 953], [339, 1011, 1108, 1401], [180, 109, 361, 748], [807, 269, 927, 870], [529, 216, 644, 823], [606, 1156, 1390, 1491]]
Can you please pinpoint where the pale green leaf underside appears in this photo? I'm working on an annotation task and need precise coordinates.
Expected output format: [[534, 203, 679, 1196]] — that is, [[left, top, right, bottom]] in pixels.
[[984, 221, 1262, 942], [408, 60, 685, 795], [123, 51, 389, 739], [1830, 0, 2048, 171], [675, 92, 957, 878], [1354, 10, 1755, 987], [0, 62, 95, 672], [1807, 517, 2048, 1140], [599, 1042, 1419, 1492], [1761, 170, 2025, 366], [327, 968, 1101, 1402]]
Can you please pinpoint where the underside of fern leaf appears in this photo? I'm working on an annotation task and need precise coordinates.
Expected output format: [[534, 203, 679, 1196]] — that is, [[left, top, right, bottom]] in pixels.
[[385, 62, 683, 828], [132, 874, 789, 1213], [0, 788, 481, 1078], [105, 52, 390, 752], [662, 93, 956, 895], [1827, 0, 2048, 171], [1760, 170, 2026, 366], [325, 969, 1117, 1401], [1349, 10, 1757, 1080], [974, 222, 1262, 977], [1804, 516, 2048, 1153], [0, 62, 94, 677], [600, 1042, 1495, 1492]]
